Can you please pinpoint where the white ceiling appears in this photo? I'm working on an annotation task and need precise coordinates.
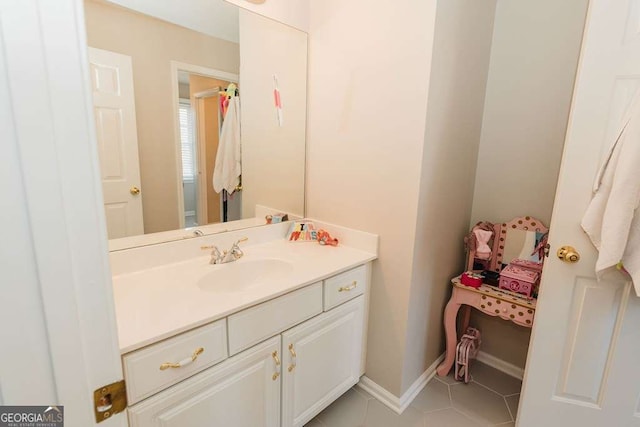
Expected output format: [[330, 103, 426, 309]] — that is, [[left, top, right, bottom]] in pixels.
[[103, 0, 240, 43]]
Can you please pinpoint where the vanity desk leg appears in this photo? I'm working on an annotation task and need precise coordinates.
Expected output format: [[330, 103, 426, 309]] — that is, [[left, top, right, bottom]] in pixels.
[[460, 305, 471, 335], [436, 287, 481, 377]]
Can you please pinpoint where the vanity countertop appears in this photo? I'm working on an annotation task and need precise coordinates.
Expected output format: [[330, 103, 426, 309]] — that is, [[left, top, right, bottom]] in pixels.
[[112, 239, 376, 354]]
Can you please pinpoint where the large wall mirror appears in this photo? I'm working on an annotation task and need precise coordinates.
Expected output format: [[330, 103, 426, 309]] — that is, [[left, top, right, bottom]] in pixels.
[[84, 0, 307, 248]]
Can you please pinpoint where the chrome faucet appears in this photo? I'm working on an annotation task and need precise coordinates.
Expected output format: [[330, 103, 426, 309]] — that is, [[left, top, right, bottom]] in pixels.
[[202, 237, 248, 265]]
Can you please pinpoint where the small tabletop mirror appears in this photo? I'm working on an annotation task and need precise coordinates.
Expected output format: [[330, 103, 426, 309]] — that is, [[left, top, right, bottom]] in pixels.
[[466, 216, 548, 273], [496, 216, 548, 271]]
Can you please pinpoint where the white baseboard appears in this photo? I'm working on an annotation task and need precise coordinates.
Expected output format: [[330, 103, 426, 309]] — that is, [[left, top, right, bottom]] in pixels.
[[357, 353, 445, 414], [476, 351, 524, 380]]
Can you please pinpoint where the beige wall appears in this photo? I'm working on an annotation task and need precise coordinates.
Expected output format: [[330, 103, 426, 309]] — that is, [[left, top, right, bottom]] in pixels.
[[307, 0, 587, 395], [470, 0, 588, 226], [402, 0, 497, 391], [102, 0, 240, 42], [239, 9, 307, 219], [84, 0, 239, 233], [468, 0, 588, 368], [307, 0, 437, 396]]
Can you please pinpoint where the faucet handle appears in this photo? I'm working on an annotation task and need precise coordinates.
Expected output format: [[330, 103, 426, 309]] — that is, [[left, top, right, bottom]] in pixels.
[[231, 237, 248, 251], [228, 238, 247, 260], [205, 245, 223, 264]]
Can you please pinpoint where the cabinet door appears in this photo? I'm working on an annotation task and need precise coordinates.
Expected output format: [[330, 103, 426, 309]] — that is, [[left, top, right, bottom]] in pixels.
[[282, 296, 364, 427], [128, 336, 281, 427]]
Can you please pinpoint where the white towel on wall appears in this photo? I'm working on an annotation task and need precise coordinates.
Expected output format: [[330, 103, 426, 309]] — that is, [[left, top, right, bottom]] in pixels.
[[581, 95, 640, 295], [213, 97, 241, 194]]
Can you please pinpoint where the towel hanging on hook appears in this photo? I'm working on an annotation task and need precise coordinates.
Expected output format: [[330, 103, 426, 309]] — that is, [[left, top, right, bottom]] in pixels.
[[221, 83, 239, 118]]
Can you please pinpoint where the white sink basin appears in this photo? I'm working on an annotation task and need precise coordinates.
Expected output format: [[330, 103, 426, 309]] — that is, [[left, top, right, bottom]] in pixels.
[[197, 258, 294, 293]]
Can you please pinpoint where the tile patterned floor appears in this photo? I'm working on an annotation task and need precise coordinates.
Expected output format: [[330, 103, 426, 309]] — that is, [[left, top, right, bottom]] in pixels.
[[305, 362, 522, 427]]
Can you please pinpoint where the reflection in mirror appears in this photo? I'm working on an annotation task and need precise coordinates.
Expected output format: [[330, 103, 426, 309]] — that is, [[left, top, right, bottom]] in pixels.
[[501, 229, 545, 267], [175, 69, 239, 228], [496, 216, 549, 271], [84, 0, 307, 245]]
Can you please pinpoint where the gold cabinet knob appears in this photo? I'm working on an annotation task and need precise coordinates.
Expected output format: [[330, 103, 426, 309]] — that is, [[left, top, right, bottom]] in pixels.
[[557, 246, 580, 263], [130, 186, 141, 195]]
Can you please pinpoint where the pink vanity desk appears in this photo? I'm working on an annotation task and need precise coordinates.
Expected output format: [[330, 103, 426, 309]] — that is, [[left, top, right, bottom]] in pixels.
[[436, 276, 536, 377]]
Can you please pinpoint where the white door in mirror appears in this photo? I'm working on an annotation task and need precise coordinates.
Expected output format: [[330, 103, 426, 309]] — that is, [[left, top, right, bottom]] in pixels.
[[88, 47, 144, 239]]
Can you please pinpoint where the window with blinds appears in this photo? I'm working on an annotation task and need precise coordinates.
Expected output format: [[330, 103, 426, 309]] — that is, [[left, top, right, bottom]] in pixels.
[[179, 99, 196, 181]]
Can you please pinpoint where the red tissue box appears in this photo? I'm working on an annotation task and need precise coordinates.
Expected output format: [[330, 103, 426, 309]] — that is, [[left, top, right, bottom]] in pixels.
[[460, 272, 483, 288]]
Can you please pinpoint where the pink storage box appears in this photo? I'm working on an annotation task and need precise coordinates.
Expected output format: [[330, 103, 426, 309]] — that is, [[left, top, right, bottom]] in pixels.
[[510, 258, 543, 273], [499, 264, 539, 298]]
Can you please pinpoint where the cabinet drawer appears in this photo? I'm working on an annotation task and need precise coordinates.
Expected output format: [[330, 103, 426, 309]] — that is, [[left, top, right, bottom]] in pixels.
[[478, 294, 535, 327], [323, 265, 366, 310], [123, 319, 228, 404], [228, 283, 323, 355]]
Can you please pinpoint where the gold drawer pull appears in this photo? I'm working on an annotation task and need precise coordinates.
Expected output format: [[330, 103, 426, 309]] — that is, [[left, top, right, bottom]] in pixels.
[[272, 351, 281, 381], [339, 281, 358, 292], [288, 343, 297, 358], [288, 343, 297, 372], [159, 347, 204, 371]]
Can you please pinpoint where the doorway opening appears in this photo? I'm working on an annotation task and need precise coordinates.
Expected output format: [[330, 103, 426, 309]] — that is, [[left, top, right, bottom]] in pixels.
[[171, 62, 240, 229]]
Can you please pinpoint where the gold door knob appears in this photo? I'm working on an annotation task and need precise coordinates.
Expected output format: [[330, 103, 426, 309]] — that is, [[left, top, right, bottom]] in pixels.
[[557, 246, 580, 263], [130, 186, 141, 195]]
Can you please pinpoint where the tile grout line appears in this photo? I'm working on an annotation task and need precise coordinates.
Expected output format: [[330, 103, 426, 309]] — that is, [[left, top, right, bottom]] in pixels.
[[420, 379, 456, 425], [470, 378, 514, 398], [434, 375, 450, 386], [353, 386, 375, 401], [503, 395, 515, 422], [360, 391, 371, 427], [320, 378, 517, 427], [450, 380, 514, 426], [470, 377, 521, 423], [423, 406, 428, 427], [451, 407, 487, 427]]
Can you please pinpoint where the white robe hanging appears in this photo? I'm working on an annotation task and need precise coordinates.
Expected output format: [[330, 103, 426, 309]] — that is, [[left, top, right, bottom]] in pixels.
[[213, 97, 241, 194], [581, 95, 640, 295]]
